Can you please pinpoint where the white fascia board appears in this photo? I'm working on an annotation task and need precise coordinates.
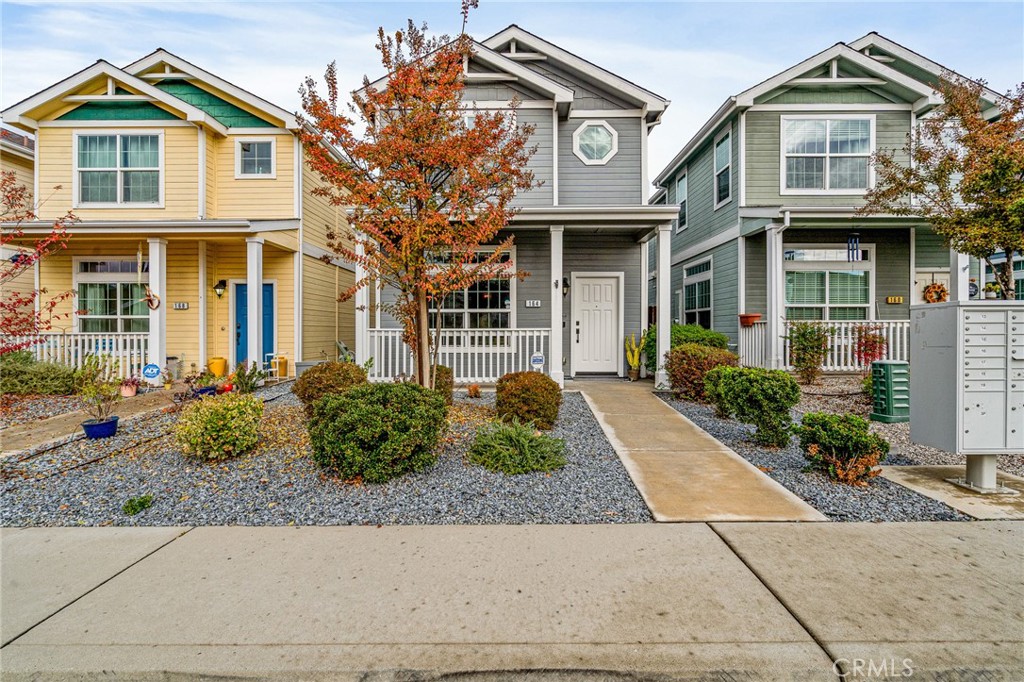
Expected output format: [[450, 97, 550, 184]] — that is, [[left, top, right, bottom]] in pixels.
[[848, 33, 1006, 106], [124, 49, 300, 129], [512, 205, 680, 224], [482, 26, 668, 114], [650, 186, 667, 205], [0, 140, 33, 162], [652, 97, 737, 187]]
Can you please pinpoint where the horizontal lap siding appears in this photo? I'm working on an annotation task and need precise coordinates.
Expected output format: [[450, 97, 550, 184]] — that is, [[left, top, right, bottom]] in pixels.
[[671, 240, 739, 345], [1, 153, 33, 202], [559, 117, 641, 205], [302, 163, 350, 252], [205, 129, 217, 217], [915, 228, 948, 268], [164, 241, 200, 368], [513, 109, 554, 207], [508, 230, 551, 329], [215, 134, 295, 219], [263, 249, 295, 366], [302, 255, 353, 362], [36, 126, 199, 220], [744, 233, 767, 316]]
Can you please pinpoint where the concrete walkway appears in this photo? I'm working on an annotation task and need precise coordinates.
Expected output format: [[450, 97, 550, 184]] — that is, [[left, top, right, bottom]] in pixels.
[[576, 381, 825, 522], [1, 523, 1021, 680]]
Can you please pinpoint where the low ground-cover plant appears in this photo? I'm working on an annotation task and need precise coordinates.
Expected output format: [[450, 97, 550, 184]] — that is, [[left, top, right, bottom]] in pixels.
[[308, 382, 447, 483], [122, 494, 154, 516], [716, 367, 800, 447], [664, 343, 739, 402], [643, 324, 730, 373], [786, 321, 833, 385], [469, 419, 567, 475], [795, 412, 890, 485], [432, 365, 453, 405], [293, 361, 367, 413], [495, 371, 562, 430], [175, 393, 264, 460], [0, 352, 78, 395]]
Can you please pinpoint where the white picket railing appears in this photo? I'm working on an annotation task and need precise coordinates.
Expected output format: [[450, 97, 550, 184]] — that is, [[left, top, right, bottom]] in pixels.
[[4, 332, 149, 379], [739, 320, 911, 371], [367, 328, 551, 383]]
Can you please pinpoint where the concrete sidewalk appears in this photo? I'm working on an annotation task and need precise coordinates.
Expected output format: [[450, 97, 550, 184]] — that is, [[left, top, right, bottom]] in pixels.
[[2, 522, 1020, 680], [577, 381, 825, 522]]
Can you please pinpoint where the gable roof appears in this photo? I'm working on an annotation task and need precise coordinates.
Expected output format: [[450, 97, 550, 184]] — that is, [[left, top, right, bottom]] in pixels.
[[482, 25, 669, 122], [1, 60, 228, 136]]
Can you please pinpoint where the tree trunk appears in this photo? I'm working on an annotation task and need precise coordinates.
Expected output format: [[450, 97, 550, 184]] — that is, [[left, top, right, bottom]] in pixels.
[[414, 289, 433, 388], [995, 253, 1016, 300]]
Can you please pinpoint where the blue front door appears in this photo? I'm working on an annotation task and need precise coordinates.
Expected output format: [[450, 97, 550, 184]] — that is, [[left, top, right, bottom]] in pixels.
[[234, 283, 275, 366]]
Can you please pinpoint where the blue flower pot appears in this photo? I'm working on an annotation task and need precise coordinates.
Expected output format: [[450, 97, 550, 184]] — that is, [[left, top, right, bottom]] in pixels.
[[82, 416, 119, 439], [193, 386, 217, 397]]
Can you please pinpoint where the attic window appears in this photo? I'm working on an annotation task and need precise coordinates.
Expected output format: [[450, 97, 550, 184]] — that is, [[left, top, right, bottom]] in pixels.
[[572, 121, 618, 165], [236, 139, 275, 178]]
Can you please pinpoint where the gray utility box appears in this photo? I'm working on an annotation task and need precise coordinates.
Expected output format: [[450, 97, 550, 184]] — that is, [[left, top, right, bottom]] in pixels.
[[910, 301, 1024, 492]]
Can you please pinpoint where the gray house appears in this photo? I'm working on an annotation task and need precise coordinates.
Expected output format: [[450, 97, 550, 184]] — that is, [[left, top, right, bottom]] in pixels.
[[648, 33, 1006, 371], [356, 25, 679, 386]]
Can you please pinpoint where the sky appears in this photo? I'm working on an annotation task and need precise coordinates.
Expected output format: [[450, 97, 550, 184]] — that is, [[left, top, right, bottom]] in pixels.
[[2, 0, 1022, 181]]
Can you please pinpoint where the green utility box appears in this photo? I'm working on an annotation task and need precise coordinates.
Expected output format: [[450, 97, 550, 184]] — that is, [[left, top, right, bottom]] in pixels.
[[870, 360, 910, 423]]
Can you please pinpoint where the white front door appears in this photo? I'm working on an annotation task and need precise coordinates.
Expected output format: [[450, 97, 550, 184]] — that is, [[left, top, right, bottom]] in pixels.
[[914, 270, 951, 304], [573, 275, 619, 373]]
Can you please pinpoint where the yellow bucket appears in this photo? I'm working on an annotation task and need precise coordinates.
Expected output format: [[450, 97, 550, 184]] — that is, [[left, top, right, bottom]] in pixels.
[[208, 356, 228, 377], [272, 356, 288, 378]]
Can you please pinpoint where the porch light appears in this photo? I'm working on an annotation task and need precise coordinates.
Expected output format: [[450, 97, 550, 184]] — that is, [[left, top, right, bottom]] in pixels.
[[213, 279, 227, 298], [562, 277, 570, 297], [847, 232, 861, 262]]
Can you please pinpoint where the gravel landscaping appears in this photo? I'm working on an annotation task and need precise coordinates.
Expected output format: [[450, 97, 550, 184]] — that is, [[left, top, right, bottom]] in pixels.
[[0, 395, 85, 430], [1, 389, 651, 527]]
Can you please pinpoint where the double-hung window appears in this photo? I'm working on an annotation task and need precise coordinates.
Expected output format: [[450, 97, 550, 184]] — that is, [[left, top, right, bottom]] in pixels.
[[429, 250, 515, 349], [782, 116, 873, 193], [675, 172, 688, 232], [76, 133, 162, 206], [713, 129, 731, 208], [76, 259, 150, 333], [683, 260, 712, 328], [784, 246, 873, 321]]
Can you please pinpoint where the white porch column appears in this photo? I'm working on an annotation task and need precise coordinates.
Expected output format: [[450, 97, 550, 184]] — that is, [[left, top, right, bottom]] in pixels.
[[949, 249, 970, 301], [198, 241, 208, 370], [146, 238, 167, 384], [354, 240, 369, 366], [765, 224, 786, 369], [549, 225, 564, 387], [245, 237, 264, 369], [639, 239, 649, 379], [655, 222, 672, 387]]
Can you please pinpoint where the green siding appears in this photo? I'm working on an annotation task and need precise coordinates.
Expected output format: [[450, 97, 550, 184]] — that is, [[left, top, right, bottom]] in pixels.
[[669, 239, 740, 346], [154, 80, 274, 127], [745, 109, 911, 207], [744, 232, 767, 316], [57, 101, 179, 121], [762, 88, 894, 105], [914, 228, 949, 268]]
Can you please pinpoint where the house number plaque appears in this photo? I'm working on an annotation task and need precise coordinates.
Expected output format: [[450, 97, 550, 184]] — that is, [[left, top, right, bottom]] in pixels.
[[525, 300, 541, 308], [886, 296, 904, 304]]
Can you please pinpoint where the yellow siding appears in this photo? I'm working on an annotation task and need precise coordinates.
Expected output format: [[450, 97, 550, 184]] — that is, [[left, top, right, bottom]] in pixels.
[[301, 162, 352, 251], [214, 134, 295, 219], [165, 241, 201, 370], [35, 126, 200, 221], [205, 129, 217, 218], [301, 255, 354, 361], [1, 152, 34, 204]]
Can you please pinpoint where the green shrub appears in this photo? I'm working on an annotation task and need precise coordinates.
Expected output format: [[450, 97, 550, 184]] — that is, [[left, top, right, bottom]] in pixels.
[[495, 371, 562, 430], [469, 419, 567, 475], [293, 361, 367, 413], [1, 350, 35, 366], [795, 412, 890, 485], [644, 324, 730, 373], [175, 393, 264, 460], [232, 360, 269, 394], [122, 494, 153, 516], [861, 373, 873, 398], [723, 368, 801, 447], [704, 365, 741, 419], [308, 382, 447, 483], [664, 343, 739, 402], [0, 359, 78, 395], [786, 321, 833, 385], [432, 365, 453, 405]]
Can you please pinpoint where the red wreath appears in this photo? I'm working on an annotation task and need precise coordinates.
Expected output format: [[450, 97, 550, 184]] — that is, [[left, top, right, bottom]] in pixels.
[[923, 282, 948, 304]]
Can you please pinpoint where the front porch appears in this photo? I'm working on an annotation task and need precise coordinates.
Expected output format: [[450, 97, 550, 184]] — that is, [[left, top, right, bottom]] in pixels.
[[738, 319, 911, 371]]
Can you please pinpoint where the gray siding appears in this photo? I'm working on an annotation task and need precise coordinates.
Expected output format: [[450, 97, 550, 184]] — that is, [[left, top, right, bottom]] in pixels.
[[513, 108, 554, 207], [461, 81, 547, 102], [745, 110, 912, 207], [915, 228, 949, 268], [524, 60, 634, 110], [761, 88, 896, 105], [558, 117, 642, 205]]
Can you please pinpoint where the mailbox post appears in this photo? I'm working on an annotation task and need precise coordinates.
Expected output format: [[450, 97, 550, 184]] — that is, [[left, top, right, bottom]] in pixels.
[[910, 301, 1023, 493]]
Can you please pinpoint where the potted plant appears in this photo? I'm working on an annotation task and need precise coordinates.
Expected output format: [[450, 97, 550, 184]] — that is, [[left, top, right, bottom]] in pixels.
[[120, 376, 141, 398], [984, 282, 1001, 299], [738, 313, 762, 327], [161, 367, 174, 390], [78, 355, 122, 439], [185, 371, 218, 397], [624, 330, 649, 381]]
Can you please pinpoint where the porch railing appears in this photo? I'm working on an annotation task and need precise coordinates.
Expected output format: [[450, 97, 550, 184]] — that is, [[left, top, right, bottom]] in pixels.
[[739, 320, 911, 371], [4, 332, 149, 379], [367, 328, 551, 383]]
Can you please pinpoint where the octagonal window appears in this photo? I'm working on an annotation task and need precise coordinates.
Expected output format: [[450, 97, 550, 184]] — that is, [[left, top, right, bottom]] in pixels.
[[572, 120, 618, 165]]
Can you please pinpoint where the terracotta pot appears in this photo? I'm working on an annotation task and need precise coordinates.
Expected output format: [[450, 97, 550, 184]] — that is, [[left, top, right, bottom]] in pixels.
[[627, 368, 640, 382], [120, 385, 137, 398], [739, 313, 762, 327]]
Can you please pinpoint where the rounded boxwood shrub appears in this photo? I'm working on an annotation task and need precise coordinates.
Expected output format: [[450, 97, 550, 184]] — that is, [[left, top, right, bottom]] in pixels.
[[308, 382, 447, 483], [795, 412, 890, 485], [469, 419, 567, 475], [175, 393, 264, 460], [643, 323, 730, 373], [704, 365, 741, 419], [0, 354, 78, 395], [495, 371, 562, 430], [293, 361, 367, 413], [432, 365, 454, 405], [723, 367, 800, 447], [664, 343, 739, 402]]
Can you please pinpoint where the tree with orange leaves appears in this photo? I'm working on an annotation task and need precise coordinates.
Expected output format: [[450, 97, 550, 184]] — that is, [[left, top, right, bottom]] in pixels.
[[859, 74, 1023, 299], [299, 5, 536, 387], [1, 170, 76, 355]]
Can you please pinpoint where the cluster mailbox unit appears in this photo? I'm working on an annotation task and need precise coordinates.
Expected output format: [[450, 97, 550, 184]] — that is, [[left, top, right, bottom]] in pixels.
[[910, 301, 1024, 493]]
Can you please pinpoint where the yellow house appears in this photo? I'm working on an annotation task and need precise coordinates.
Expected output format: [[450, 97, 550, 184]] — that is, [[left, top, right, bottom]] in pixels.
[[1, 50, 355, 380]]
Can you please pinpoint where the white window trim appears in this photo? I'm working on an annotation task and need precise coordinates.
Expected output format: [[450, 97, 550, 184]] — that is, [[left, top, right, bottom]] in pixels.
[[682, 256, 714, 328], [713, 126, 732, 210], [675, 169, 688, 233], [235, 137, 277, 179], [783, 243, 876, 321], [72, 130, 165, 209], [572, 120, 618, 166], [72, 256, 150, 333], [779, 114, 876, 196], [430, 246, 518, 352]]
